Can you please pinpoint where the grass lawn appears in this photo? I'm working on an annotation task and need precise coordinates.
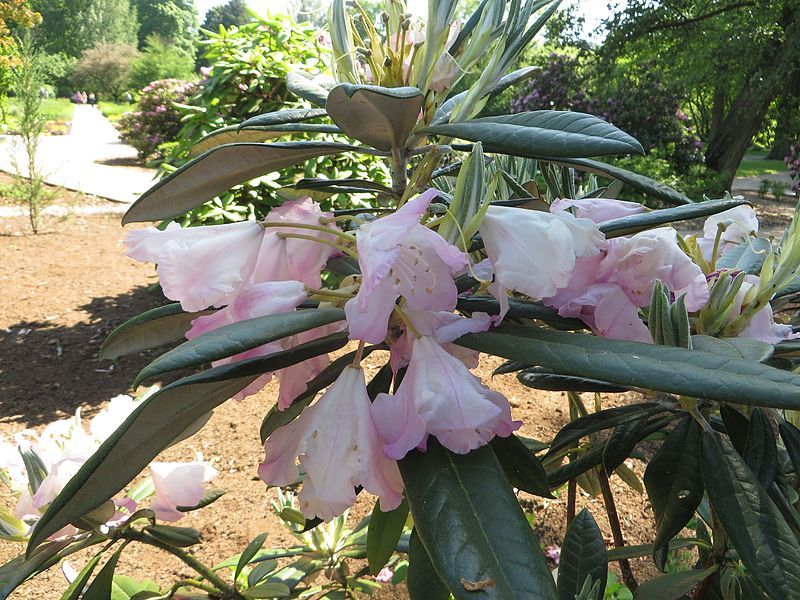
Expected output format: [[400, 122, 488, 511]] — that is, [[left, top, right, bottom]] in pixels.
[[98, 101, 133, 123], [736, 154, 785, 178], [1, 97, 74, 134]]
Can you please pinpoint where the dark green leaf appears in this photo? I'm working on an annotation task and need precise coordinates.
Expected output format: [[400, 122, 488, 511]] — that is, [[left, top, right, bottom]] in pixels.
[[719, 405, 749, 453], [456, 296, 584, 330], [456, 325, 800, 409], [296, 177, 393, 195], [82, 545, 124, 600], [326, 84, 423, 150], [28, 336, 343, 552], [558, 509, 607, 600], [548, 403, 667, 458], [61, 547, 107, 600], [547, 446, 605, 488], [122, 142, 364, 224], [246, 559, 278, 588], [0, 540, 72, 598], [190, 123, 342, 156], [632, 568, 717, 600], [407, 529, 450, 600], [367, 498, 409, 574], [644, 417, 704, 568], [716, 238, 772, 274], [399, 439, 557, 599], [236, 533, 268, 581], [779, 421, 800, 475], [700, 431, 800, 598], [743, 408, 778, 489], [689, 336, 774, 363], [518, 367, 627, 393], [286, 71, 329, 107], [134, 308, 344, 387], [143, 525, 201, 547], [176, 489, 225, 512], [490, 434, 553, 498], [599, 199, 747, 238], [545, 158, 692, 205], [422, 111, 643, 158], [602, 418, 653, 474], [100, 304, 210, 360], [239, 108, 329, 129], [432, 66, 539, 126]]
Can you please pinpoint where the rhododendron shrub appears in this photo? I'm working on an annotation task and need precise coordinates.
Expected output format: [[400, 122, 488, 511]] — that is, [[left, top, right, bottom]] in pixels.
[[7, 1, 800, 599]]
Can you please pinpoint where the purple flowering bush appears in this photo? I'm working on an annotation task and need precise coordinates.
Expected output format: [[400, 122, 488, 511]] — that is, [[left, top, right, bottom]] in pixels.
[[513, 53, 708, 197], [787, 143, 800, 194], [118, 79, 197, 160]]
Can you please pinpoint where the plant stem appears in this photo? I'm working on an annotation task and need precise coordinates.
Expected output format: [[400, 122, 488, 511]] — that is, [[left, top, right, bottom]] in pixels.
[[119, 529, 241, 598], [566, 479, 576, 526], [597, 469, 638, 592], [390, 149, 408, 199]]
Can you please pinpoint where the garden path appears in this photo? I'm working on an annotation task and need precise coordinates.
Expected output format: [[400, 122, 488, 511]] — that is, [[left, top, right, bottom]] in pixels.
[[732, 166, 794, 198], [0, 104, 156, 204]]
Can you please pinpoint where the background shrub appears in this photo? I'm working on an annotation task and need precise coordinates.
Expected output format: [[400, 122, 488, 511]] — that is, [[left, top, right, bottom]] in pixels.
[[162, 13, 388, 226], [118, 79, 196, 159], [128, 35, 196, 91]]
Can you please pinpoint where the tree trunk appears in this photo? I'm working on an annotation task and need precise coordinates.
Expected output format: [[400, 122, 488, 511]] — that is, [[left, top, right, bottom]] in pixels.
[[705, 6, 800, 188], [707, 86, 726, 147], [766, 69, 800, 159]]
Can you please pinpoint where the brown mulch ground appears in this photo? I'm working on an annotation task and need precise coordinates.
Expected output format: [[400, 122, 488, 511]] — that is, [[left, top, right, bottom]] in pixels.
[[0, 192, 794, 598]]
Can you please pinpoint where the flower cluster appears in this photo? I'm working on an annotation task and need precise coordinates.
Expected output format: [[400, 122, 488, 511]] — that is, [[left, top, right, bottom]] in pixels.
[[0, 392, 217, 541], [118, 79, 197, 160], [125, 190, 794, 522], [787, 143, 800, 194]]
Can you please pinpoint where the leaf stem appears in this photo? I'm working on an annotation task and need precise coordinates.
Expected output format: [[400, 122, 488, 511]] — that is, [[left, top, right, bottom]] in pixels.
[[259, 220, 355, 243], [566, 479, 576, 526], [119, 529, 240, 598], [597, 469, 638, 592], [275, 232, 358, 258]]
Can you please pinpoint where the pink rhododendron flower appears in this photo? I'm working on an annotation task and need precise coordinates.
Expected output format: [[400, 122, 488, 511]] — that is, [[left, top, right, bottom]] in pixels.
[[345, 190, 469, 344], [125, 220, 265, 312], [372, 335, 520, 458], [480, 205, 606, 301], [545, 545, 561, 565], [698, 205, 759, 259], [125, 198, 337, 312], [550, 197, 646, 223], [149, 461, 218, 522], [250, 198, 339, 288], [389, 310, 492, 372], [89, 394, 138, 440], [727, 274, 798, 344], [258, 367, 403, 521], [545, 228, 709, 342], [186, 281, 308, 342]]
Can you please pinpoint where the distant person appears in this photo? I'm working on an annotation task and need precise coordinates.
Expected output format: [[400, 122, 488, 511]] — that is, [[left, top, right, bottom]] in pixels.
[[88, 92, 96, 106], [80, 91, 88, 104], [123, 91, 133, 104]]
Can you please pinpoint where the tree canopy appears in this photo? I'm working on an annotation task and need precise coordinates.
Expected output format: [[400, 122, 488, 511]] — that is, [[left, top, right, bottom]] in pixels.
[[201, 0, 251, 32], [601, 0, 800, 184], [133, 0, 197, 55], [30, 0, 138, 57]]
